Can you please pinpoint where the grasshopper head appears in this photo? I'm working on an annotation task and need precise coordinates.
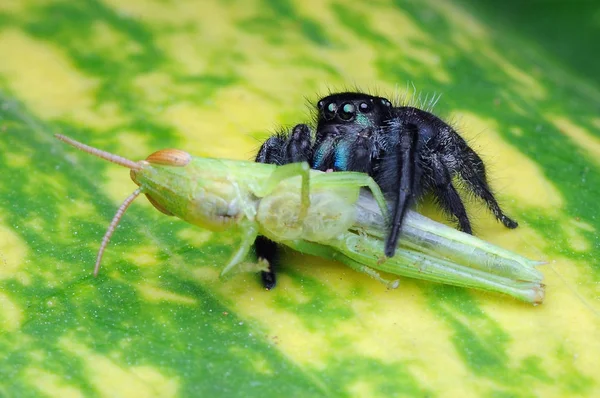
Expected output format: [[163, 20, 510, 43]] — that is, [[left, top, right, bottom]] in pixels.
[[130, 149, 244, 231], [55, 134, 247, 276]]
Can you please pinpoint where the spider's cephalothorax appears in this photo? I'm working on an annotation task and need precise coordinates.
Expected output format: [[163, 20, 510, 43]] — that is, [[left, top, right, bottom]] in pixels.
[[255, 92, 518, 289]]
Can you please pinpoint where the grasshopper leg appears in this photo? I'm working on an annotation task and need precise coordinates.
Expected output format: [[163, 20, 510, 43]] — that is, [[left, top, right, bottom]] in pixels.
[[255, 161, 311, 221], [311, 172, 390, 226], [220, 222, 259, 277], [283, 239, 400, 289]]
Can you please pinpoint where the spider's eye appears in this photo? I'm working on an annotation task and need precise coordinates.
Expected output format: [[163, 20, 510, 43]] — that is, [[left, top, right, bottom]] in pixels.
[[339, 103, 355, 121], [359, 102, 372, 113], [323, 102, 337, 120], [381, 99, 392, 107], [317, 100, 324, 109]]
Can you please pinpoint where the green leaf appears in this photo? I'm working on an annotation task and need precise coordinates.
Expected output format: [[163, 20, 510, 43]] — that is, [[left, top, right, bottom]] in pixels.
[[1, 1, 599, 397]]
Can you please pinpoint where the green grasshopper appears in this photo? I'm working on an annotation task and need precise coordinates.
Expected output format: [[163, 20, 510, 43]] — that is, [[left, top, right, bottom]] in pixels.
[[55, 134, 545, 304]]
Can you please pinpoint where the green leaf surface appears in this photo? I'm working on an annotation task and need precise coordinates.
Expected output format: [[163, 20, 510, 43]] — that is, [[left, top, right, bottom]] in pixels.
[[1, 1, 599, 397]]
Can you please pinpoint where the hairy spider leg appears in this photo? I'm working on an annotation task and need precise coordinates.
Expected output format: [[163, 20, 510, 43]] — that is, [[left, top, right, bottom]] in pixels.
[[256, 124, 313, 166], [430, 153, 472, 233], [254, 236, 279, 289], [392, 107, 517, 235], [385, 124, 418, 258], [256, 134, 287, 165], [454, 144, 518, 229], [285, 124, 313, 162]]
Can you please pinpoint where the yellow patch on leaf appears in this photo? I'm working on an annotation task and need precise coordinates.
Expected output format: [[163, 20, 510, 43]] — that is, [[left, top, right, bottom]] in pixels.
[[0, 30, 98, 122], [0, 292, 23, 332], [0, 219, 29, 282], [25, 367, 84, 398], [60, 339, 180, 398], [491, 254, 600, 382], [161, 100, 259, 159], [136, 282, 198, 305], [549, 116, 600, 165], [176, 227, 213, 247], [122, 245, 162, 267]]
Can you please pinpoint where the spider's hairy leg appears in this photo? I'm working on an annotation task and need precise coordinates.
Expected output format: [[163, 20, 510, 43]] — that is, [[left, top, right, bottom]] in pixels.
[[430, 154, 472, 234], [455, 141, 518, 229], [385, 123, 418, 258], [256, 134, 285, 164], [254, 124, 314, 289], [254, 236, 279, 289], [285, 124, 313, 163], [256, 124, 313, 165]]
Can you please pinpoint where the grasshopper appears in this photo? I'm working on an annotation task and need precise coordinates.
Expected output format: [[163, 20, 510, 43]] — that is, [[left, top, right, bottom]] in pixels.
[[55, 134, 545, 304]]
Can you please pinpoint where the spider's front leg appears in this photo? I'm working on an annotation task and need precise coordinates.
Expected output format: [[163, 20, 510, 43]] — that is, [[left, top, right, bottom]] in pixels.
[[256, 124, 313, 166], [254, 124, 313, 289], [380, 121, 420, 258]]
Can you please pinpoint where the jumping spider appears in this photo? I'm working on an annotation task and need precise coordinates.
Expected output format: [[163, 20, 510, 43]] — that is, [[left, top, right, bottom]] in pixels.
[[255, 92, 518, 289]]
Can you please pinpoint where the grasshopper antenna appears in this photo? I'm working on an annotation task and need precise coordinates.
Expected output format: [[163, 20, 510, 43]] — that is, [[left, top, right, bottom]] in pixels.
[[55, 134, 141, 170], [94, 188, 142, 277], [54, 134, 145, 276]]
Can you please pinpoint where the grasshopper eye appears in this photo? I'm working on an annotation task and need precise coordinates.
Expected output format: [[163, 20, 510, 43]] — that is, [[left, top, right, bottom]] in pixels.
[[145, 194, 174, 216]]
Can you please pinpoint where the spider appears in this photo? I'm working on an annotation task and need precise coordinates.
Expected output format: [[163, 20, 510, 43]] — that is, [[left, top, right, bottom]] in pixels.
[[255, 91, 518, 289]]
